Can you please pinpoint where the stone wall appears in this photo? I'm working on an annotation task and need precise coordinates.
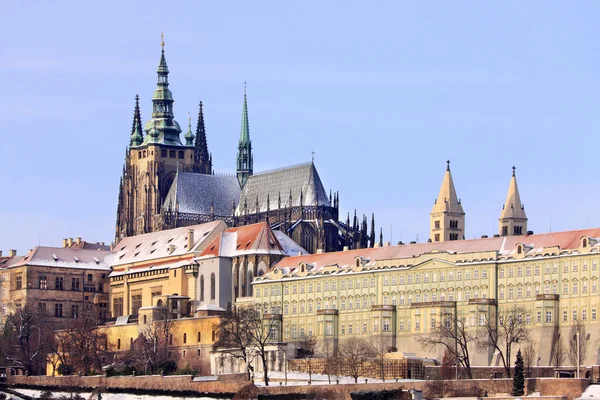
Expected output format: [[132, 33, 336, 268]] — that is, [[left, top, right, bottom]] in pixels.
[[425, 365, 575, 379], [7, 375, 244, 395]]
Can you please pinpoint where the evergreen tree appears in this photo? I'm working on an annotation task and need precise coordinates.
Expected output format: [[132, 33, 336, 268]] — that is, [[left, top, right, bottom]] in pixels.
[[513, 349, 525, 396]]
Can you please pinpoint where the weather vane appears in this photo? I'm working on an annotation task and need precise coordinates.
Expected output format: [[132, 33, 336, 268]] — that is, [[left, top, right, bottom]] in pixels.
[[161, 32, 165, 48]]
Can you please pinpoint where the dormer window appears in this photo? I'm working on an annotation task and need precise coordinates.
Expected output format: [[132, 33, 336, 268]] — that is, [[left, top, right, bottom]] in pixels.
[[355, 258, 361, 268], [300, 263, 306, 273], [517, 244, 523, 255], [583, 238, 588, 248]]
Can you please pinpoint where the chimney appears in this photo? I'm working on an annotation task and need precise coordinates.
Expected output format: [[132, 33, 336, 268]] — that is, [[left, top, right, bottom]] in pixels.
[[316, 249, 324, 254], [76, 237, 82, 245], [343, 246, 349, 252], [374, 243, 380, 248], [384, 242, 390, 247], [187, 229, 194, 251], [62, 238, 68, 248], [0, 251, 2, 257], [68, 238, 73, 247], [9, 249, 16, 257]]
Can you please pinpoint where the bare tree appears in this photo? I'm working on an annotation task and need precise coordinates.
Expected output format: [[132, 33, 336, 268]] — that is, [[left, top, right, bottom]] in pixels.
[[338, 337, 374, 383], [213, 308, 255, 380], [551, 334, 565, 368], [318, 337, 337, 384], [244, 306, 281, 386], [369, 336, 393, 381], [0, 304, 51, 375], [138, 304, 174, 373], [522, 340, 537, 377], [477, 306, 530, 378], [296, 335, 317, 383], [417, 310, 476, 379], [568, 320, 588, 368]]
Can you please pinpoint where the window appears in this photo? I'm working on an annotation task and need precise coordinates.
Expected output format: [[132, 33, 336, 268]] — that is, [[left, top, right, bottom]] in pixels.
[[383, 318, 390, 332], [582, 309, 587, 321], [342, 280, 346, 289], [210, 273, 216, 301], [300, 301, 305, 313], [363, 322, 368, 334], [348, 324, 353, 334], [517, 286, 523, 298], [563, 282, 568, 295], [593, 308, 597, 321], [434, 234, 440, 242], [535, 266, 540, 276], [131, 294, 142, 315], [416, 274, 421, 284], [482, 270, 487, 279], [499, 287, 504, 300], [54, 303, 63, 318], [415, 316, 420, 330], [499, 268, 505, 278], [55, 277, 63, 290], [573, 263, 578, 272], [408, 275, 413, 284], [341, 324, 346, 335], [573, 309, 577, 321], [526, 313, 531, 324], [373, 318, 379, 332], [563, 310, 568, 322], [72, 278, 80, 291], [87, 274, 93, 282], [197, 332, 201, 342], [39, 275, 47, 289], [434, 220, 440, 229], [391, 275, 396, 285], [400, 275, 405, 285], [113, 297, 123, 318], [584, 262, 588, 271], [300, 284, 305, 294], [71, 305, 79, 318], [509, 268, 514, 278], [517, 266, 522, 277], [15, 275, 22, 290], [308, 283, 313, 293], [399, 320, 404, 331], [38, 302, 47, 315], [526, 266, 531, 276], [457, 271, 462, 280], [573, 281, 578, 294], [200, 275, 204, 301], [509, 286, 514, 299], [563, 263, 569, 273], [545, 310, 552, 323], [537, 311, 542, 323], [117, 339, 121, 350]]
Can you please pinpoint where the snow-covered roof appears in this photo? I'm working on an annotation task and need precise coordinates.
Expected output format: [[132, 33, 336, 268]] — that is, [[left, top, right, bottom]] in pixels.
[[8, 247, 111, 271], [236, 163, 330, 215], [112, 220, 225, 266], [163, 172, 240, 216]]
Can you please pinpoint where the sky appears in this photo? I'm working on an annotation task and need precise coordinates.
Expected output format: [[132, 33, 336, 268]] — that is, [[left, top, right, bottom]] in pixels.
[[1, 1, 599, 253]]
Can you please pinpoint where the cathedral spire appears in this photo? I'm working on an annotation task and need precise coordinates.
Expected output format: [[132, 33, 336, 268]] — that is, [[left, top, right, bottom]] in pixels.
[[130, 95, 143, 146], [236, 83, 253, 187], [142, 33, 183, 146], [184, 112, 195, 146], [370, 213, 375, 248], [194, 101, 211, 173], [499, 166, 527, 236]]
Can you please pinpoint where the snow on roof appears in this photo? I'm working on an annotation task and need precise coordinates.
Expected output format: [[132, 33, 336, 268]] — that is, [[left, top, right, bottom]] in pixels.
[[112, 220, 224, 266], [8, 247, 111, 271], [198, 222, 305, 258]]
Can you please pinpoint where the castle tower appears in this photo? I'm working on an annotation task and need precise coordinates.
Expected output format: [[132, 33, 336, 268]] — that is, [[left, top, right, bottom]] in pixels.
[[116, 35, 208, 241], [236, 84, 253, 187], [499, 166, 527, 236], [430, 160, 465, 242]]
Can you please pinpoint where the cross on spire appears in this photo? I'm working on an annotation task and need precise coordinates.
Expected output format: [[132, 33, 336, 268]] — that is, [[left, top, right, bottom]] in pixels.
[[512, 165, 516, 176], [446, 160, 451, 171], [311, 151, 315, 164]]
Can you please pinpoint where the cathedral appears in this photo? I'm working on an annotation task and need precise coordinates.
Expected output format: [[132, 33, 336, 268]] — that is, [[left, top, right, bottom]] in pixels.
[[115, 39, 375, 253]]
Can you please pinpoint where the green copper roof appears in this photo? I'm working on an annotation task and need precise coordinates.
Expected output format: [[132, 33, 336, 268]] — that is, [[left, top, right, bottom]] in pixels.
[[184, 113, 195, 146], [142, 39, 185, 146], [239, 84, 251, 146]]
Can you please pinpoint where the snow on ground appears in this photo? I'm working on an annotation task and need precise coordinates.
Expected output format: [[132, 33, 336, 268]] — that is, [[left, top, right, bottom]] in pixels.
[[5, 389, 216, 400], [252, 370, 421, 386], [577, 384, 600, 400]]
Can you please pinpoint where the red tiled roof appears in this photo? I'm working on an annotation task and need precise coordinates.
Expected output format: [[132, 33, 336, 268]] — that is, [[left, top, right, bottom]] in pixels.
[[199, 222, 291, 258], [273, 227, 600, 271]]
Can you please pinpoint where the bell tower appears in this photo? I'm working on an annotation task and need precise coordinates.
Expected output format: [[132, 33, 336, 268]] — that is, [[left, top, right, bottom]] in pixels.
[[430, 160, 465, 242], [116, 35, 208, 241], [499, 166, 527, 236]]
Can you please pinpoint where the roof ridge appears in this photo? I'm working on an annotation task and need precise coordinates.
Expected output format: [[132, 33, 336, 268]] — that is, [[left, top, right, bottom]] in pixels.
[[251, 162, 313, 176]]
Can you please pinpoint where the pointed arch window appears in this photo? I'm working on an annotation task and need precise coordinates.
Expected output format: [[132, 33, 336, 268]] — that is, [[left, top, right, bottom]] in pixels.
[[200, 275, 205, 302], [210, 273, 216, 301]]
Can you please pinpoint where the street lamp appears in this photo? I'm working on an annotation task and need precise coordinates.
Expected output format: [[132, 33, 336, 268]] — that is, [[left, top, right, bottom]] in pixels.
[[455, 356, 464, 380]]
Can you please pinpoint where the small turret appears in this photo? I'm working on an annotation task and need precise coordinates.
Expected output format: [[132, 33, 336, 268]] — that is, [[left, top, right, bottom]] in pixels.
[[499, 166, 527, 236], [236, 83, 253, 187], [184, 112, 195, 146], [130, 95, 143, 146]]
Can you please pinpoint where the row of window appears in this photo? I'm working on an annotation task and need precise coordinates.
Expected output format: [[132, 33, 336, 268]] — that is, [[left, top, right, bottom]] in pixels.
[[499, 279, 598, 299], [257, 270, 489, 298], [14, 273, 102, 291], [137, 149, 190, 160], [499, 260, 598, 278]]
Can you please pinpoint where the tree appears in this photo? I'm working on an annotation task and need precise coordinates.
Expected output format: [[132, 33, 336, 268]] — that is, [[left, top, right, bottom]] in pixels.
[[318, 337, 337, 384], [477, 306, 530, 378], [417, 310, 476, 379], [338, 337, 374, 383], [0, 304, 51, 375], [551, 334, 565, 367], [522, 340, 537, 377], [440, 349, 455, 380], [296, 335, 317, 383], [369, 336, 393, 381], [137, 304, 174, 373], [568, 320, 588, 369], [213, 306, 281, 386], [512, 349, 525, 396], [51, 306, 107, 375]]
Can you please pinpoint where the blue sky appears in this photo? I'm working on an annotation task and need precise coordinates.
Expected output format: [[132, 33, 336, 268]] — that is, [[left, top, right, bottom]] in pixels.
[[1, 1, 599, 252]]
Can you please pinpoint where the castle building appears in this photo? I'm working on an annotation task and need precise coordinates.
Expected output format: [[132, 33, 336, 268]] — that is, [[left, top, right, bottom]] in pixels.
[[430, 161, 465, 242], [115, 39, 373, 254]]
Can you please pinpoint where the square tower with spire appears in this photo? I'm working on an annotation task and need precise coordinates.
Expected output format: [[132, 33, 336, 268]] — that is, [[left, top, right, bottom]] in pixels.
[[430, 160, 465, 242]]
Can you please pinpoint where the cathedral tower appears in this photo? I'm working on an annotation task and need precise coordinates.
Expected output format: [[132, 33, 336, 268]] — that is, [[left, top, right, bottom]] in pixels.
[[499, 166, 527, 236], [236, 85, 253, 187], [430, 161, 465, 242], [116, 36, 211, 241]]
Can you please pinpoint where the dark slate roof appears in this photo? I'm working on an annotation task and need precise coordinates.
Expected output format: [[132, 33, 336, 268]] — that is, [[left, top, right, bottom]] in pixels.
[[236, 163, 330, 215], [163, 172, 240, 217]]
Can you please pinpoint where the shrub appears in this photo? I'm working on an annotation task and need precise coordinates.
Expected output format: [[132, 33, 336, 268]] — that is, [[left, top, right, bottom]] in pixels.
[[158, 360, 178, 375], [350, 389, 402, 400], [57, 364, 74, 376], [39, 391, 53, 400]]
